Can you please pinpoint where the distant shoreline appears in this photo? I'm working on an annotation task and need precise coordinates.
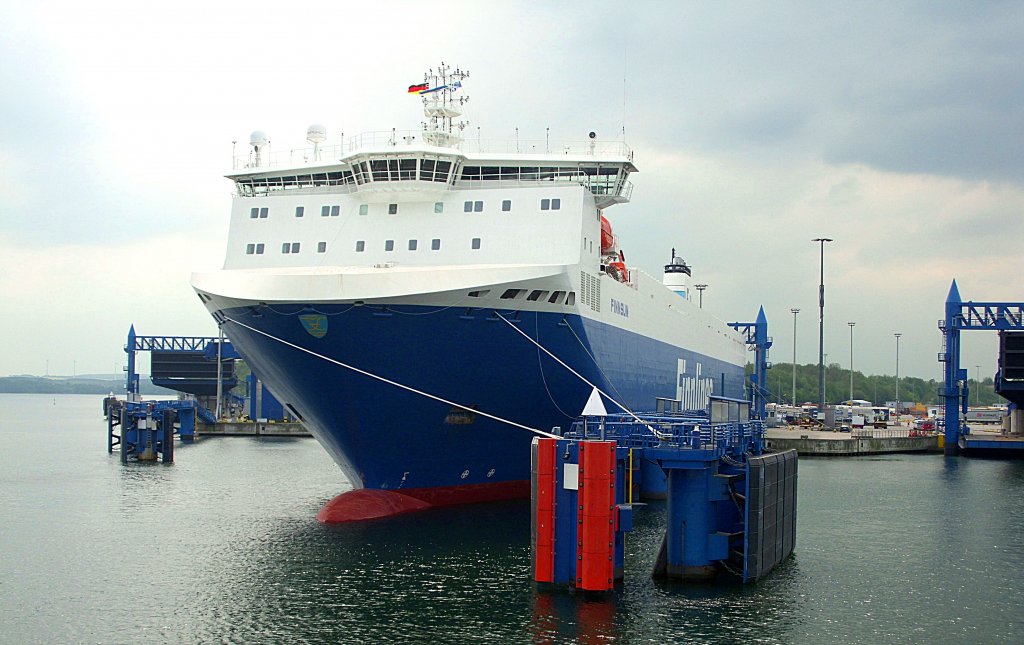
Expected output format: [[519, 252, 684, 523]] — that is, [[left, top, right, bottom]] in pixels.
[[0, 376, 174, 396]]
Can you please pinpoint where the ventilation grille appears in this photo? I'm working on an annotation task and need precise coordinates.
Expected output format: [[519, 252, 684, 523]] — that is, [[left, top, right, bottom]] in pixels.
[[580, 272, 601, 312]]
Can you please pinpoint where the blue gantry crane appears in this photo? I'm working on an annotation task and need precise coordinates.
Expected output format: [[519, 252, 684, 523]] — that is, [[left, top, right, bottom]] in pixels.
[[939, 280, 1024, 454]]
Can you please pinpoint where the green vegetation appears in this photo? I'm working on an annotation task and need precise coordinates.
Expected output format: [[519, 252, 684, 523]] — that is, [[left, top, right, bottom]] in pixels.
[[755, 362, 1002, 406]]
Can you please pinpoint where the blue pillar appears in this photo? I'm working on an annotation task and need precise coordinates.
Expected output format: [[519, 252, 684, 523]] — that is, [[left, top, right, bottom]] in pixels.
[[665, 461, 719, 580], [943, 281, 962, 455]]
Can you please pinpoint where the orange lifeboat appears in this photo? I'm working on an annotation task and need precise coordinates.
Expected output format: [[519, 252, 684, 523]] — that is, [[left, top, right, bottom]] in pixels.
[[600, 216, 615, 254], [609, 250, 629, 283]]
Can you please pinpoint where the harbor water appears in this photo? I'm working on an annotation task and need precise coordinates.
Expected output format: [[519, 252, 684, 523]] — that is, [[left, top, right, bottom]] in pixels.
[[2, 393, 1022, 644]]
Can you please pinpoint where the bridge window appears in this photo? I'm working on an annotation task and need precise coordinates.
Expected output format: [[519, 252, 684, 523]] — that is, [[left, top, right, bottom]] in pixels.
[[246, 244, 255, 254], [355, 241, 365, 252], [281, 242, 300, 254], [256, 243, 264, 254], [408, 239, 418, 251], [471, 237, 481, 250], [388, 203, 398, 215], [321, 206, 330, 217], [251, 208, 258, 218], [295, 206, 304, 218], [385, 240, 394, 252], [463, 201, 473, 213], [317, 242, 326, 253], [431, 238, 441, 250], [434, 202, 444, 214], [552, 198, 560, 210], [331, 205, 340, 216], [541, 199, 550, 210], [502, 200, 511, 212], [359, 204, 368, 216]]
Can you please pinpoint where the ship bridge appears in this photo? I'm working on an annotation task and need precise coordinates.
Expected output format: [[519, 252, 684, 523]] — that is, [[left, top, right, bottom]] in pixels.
[[228, 133, 635, 209]]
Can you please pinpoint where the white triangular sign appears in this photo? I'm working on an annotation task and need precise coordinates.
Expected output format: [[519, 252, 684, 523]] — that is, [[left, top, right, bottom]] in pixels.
[[581, 387, 608, 417]]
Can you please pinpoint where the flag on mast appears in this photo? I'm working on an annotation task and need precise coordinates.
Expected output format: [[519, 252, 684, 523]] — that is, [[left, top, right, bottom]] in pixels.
[[408, 83, 429, 94]]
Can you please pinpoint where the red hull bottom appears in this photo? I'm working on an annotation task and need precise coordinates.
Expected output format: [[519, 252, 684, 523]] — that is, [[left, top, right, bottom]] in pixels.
[[316, 480, 530, 523]]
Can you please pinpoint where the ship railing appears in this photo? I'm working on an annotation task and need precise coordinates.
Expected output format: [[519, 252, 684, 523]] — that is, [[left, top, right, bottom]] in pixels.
[[232, 132, 633, 171], [563, 413, 765, 456]]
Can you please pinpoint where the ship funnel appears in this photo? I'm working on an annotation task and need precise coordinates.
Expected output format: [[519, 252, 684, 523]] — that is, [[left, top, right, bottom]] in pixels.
[[663, 249, 691, 299]]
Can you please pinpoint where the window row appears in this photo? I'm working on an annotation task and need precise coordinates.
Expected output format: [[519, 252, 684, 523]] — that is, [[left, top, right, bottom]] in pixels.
[[466, 288, 576, 306], [245, 242, 328, 255], [354, 238, 482, 252], [250, 198, 560, 221]]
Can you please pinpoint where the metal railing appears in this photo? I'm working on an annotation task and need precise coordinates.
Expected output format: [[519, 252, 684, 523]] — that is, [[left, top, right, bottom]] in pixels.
[[562, 413, 765, 456]]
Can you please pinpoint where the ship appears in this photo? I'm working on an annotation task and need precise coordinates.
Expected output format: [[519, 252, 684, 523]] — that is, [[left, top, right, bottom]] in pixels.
[[190, 65, 748, 520]]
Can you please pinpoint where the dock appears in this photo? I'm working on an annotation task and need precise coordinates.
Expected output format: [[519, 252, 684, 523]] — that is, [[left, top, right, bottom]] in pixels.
[[199, 421, 311, 437], [766, 427, 938, 455]]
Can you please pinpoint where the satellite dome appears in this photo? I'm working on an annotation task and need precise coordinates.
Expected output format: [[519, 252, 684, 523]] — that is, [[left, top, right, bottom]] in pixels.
[[249, 130, 268, 149], [307, 124, 327, 144]]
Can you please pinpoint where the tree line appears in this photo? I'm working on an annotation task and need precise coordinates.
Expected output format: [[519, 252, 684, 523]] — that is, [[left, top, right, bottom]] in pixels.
[[754, 362, 1003, 407]]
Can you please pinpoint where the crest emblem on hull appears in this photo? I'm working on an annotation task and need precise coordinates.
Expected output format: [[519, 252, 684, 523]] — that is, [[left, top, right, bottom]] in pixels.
[[299, 314, 328, 338]]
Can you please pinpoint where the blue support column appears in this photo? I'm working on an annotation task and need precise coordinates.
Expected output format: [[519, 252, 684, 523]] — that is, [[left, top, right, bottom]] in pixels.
[[943, 281, 963, 455]]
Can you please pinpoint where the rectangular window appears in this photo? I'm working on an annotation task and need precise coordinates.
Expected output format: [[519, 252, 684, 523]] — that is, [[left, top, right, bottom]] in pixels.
[[431, 238, 441, 250], [541, 198, 550, 210], [250, 207, 259, 219], [473, 201, 483, 212], [471, 237, 481, 250], [355, 241, 365, 252], [434, 202, 444, 214], [408, 239, 418, 251], [330, 205, 340, 217], [385, 240, 394, 252], [359, 204, 368, 216], [317, 242, 327, 253], [464, 201, 473, 213], [291, 242, 300, 253], [552, 198, 561, 210], [246, 243, 255, 254], [282, 242, 291, 254], [321, 205, 330, 217], [259, 207, 268, 218], [255, 243, 264, 254], [388, 203, 398, 215], [501, 199, 511, 212], [295, 206, 304, 218]]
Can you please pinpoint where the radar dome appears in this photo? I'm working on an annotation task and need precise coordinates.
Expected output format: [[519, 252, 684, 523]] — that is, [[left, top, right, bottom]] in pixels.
[[249, 130, 268, 150], [306, 124, 327, 144]]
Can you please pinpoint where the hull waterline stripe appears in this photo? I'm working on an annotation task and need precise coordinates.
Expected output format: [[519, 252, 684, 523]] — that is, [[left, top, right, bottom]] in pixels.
[[222, 316, 561, 439], [494, 312, 664, 439]]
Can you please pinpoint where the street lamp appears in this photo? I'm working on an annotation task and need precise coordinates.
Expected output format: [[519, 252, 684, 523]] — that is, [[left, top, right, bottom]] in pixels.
[[695, 284, 708, 308], [848, 322, 856, 403], [894, 333, 902, 425], [812, 238, 834, 412], [791, 308, 800, 405], [975, 365, 981, 406]]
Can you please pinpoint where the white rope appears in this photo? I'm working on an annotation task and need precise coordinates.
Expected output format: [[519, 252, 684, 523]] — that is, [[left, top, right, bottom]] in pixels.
[[495, 312, 667, 440], [222, 316, 561, 439]]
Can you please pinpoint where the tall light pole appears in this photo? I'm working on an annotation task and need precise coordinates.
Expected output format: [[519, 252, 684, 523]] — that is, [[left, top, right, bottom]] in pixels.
[[848, 322, 856, 403], [894, 332, 902, 425], [812, 238, 834, 412], [975, 365, 981, 406], [695, 284, 708, 308], [791, 308, 800, 405]]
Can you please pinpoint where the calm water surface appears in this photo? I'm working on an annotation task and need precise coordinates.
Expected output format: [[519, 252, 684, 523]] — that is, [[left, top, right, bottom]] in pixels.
[[1, 394, 1022, 643]]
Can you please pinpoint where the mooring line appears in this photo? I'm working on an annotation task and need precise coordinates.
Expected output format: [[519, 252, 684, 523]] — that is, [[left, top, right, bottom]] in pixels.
[[494, 312, 666, 439], [222, 316, 561, 439]]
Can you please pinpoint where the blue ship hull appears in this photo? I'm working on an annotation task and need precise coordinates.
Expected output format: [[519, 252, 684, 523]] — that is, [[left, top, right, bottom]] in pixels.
[[219, 303, 745, 504]]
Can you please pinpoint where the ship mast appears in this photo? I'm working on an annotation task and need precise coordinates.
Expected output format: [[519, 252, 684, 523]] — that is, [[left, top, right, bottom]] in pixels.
[[420, 63, 469, 148]]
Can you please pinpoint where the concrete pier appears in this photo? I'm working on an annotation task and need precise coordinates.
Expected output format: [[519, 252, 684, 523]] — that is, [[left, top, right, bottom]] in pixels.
[[766, 427, 938, 455], [198, 421, 310, 437]]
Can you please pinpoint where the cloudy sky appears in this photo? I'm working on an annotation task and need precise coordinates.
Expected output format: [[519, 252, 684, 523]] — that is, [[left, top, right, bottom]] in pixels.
[[1, 0, 1021, 385]]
